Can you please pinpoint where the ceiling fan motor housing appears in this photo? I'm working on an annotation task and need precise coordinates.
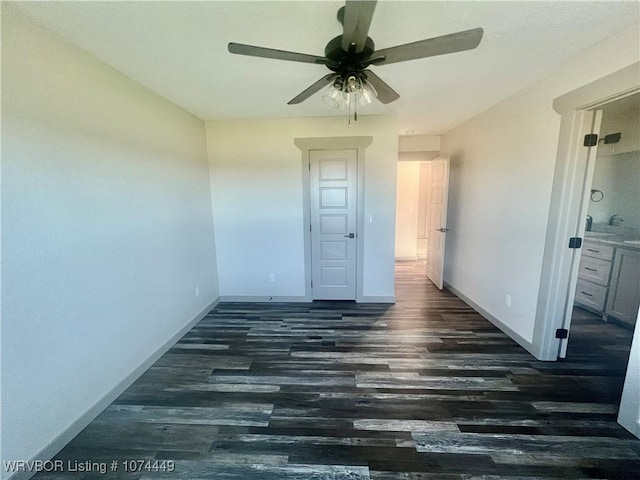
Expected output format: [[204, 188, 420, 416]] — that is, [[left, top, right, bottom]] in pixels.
[[324, 35, 375, 74]]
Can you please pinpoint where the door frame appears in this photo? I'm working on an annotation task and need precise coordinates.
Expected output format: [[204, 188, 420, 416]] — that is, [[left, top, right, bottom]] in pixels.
[[295, 136, 372, 302], [534, 62, 639, 361]]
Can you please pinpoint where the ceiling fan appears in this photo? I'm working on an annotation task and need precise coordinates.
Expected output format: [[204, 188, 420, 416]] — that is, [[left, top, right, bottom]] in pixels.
[[228, 1, 483, 111]]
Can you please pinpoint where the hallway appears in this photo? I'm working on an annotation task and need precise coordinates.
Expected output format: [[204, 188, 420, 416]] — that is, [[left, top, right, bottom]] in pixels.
[[37, 262, 639, 479]]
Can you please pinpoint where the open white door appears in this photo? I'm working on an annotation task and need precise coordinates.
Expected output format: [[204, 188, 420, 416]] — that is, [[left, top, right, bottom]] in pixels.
[[618, 307, 640, 439], [557, 109, 603, 358], [426, 156, 450, 290]]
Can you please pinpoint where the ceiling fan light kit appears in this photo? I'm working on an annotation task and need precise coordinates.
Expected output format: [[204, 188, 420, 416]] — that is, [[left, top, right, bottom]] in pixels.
[[228, 1, 483, 125], [322, 73, 378, 125]]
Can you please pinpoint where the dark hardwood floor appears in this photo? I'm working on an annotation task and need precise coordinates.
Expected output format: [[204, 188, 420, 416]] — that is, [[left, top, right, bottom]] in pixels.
[[567, 306, 634, 382], [36, 261, 639, 479]]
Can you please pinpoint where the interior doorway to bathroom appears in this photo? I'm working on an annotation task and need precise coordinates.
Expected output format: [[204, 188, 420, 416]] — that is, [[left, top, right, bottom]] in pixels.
[[560, 92, 639, 422], [565, 92, 639, 343]]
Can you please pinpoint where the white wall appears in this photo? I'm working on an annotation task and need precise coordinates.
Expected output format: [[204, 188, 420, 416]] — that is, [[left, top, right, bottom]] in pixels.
[[1, 5, 218, 474], [206, 116, 399, 300], [395, 161, 421, 259], [597, 95, 640, 157], [441, 25, 640, 343], [399, 135, 441, 153]]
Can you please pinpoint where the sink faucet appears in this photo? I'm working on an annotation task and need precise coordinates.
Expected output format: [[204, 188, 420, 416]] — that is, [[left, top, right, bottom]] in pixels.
[[586, 215, 593, 231], [608, 214, 623, 226]]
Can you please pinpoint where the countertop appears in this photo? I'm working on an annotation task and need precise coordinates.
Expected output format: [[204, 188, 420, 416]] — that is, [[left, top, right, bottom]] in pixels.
[[584, 232, 640, 251]]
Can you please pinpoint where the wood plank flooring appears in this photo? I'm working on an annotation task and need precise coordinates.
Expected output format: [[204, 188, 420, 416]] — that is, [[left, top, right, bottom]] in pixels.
[[35, 261, 639, 479]]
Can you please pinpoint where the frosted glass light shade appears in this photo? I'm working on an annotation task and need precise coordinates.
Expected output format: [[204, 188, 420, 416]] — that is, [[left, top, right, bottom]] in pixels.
[[323, 84, 343, 109], [359, 80, 378, 106]]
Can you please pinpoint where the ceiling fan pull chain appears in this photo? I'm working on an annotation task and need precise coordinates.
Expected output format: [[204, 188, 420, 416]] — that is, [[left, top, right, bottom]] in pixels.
[[354, 94, 358, 122]]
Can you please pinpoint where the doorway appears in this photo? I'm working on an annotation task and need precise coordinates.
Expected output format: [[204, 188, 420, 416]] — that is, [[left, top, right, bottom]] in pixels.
[[395, 154, 450, 290], [535, 64, 640, 437], [535, 63, 639, 361], [563, 92, 640, 438], [562, 92, 639, 355], [395, 152, 437, 262]]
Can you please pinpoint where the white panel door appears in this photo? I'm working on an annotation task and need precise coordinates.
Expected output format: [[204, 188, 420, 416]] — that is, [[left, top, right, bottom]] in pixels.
[[426, 157, 450, 290], [310, 149, 357, 300], [558, 109, 603, 358]]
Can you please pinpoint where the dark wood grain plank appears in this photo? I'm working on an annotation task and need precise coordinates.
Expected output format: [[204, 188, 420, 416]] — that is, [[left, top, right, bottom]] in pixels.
[[34, 261, 637, 479]]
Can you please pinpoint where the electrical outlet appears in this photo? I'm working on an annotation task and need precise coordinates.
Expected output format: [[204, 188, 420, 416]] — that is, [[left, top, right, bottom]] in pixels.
[[195, 286, 200, 298], [269, 273, 276, 283], [505, 294, 511, 308]]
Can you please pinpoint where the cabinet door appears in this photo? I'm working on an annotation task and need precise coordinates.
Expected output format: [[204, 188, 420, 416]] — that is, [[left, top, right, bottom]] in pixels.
[[575, 280, 607, 311], [582, 241, 614, 261], [606, 248, 640, 326], [578, 257, 612, 286]]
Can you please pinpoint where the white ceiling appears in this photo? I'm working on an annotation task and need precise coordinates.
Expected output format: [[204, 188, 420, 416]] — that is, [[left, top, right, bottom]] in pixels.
[[14, 1, 640, 134]]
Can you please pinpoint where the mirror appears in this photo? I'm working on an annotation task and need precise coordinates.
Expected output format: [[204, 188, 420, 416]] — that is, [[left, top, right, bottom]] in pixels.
[[588, 93, 640, 234]]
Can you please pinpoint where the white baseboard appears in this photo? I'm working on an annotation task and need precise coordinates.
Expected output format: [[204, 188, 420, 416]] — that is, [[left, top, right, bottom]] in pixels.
[[395, 256, 418, 261], [6, 297, 220, 480], [446, 285, 543, 360], [218, 295, 395, 304], [218, 295, 311, 303]]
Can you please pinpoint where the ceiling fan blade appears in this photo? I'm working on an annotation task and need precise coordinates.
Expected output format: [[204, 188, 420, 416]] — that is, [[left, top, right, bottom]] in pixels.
[[371, 27, 483, 65], [288, 74, 338, 105], [341, 0, 377, 53], [363, 70, 399, 104], [228, 43, 330, 65]]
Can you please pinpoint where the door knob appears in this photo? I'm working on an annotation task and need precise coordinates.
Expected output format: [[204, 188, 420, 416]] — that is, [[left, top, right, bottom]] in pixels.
[[344, 233, 355, 238], [436, 228, 450, 233]]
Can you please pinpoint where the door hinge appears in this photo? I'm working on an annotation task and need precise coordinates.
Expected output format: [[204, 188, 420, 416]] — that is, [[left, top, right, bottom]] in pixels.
[[308, 163, 311, 171], [309, 224, 312, 232], [555, 328, 569, 339], [311, 280, 313, 288], [583, 134, 598, 147], [568, 237, 582, 249]]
